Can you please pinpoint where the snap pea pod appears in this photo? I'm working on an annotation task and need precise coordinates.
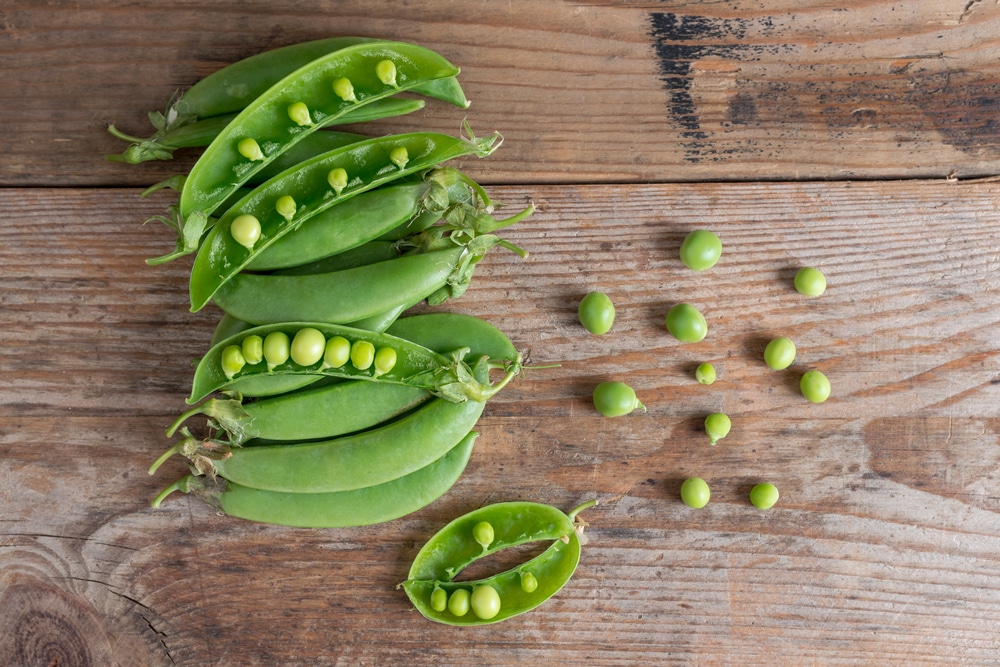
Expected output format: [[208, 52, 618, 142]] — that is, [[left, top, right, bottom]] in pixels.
[[152, 431, 478, 527], [270, 241, 402, 276], [188, 321, 521, 404], [178, 41, 466, 221], [188, 129, 501, 311]]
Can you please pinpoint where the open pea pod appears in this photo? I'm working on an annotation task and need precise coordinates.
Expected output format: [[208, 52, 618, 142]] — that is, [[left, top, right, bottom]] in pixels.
[[188, 128, 501, 312], [178, 41, 468, 221]]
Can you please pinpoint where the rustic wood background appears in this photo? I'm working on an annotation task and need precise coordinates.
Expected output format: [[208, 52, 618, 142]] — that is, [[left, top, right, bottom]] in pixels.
[[2, 1, 999, 665]]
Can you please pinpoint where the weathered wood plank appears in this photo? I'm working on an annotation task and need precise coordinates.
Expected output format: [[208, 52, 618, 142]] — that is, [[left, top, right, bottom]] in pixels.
[[2, 0, 1000, 186], [1, 182, 998, 665]]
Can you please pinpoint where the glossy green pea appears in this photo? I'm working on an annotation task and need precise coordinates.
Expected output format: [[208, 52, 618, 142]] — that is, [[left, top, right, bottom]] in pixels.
[[179, 41, 467, 222], [795, 267, 827, 297], [471, 585, 501, 620], [800, 369, 831, 403], [680, 477, 710, 508], [679, 229, 722, 271], [666, 303, 708, 342], [430, 586, 448, 612], [220, 345, 246, 380], [695, 362, 716, 385], [376, 59, 398, 86], [390, 146, 409, 169], [287, 101, 313, 127], [275, 195, 296, 220], [189, 130, 502, 312], [473, 521, 495, 550], [151, 431, 477, 527], [593, 381, 644, 417], [447, 588, 471, 617], [237, 138, 264, 161], [290, 328, 326, 366], [750, 483, 780, 510], [230, 214, 261, 251], [262, 331, 291, 371], [373, 348, 397, 376], [350, 340, 375, 371], [324, 336, 351, 368], [578, 291, 615, 335], [704, 412, 731, 445], [240, 335, 263, 365], [764, 337, 796, 370], [520, 572, 538, 593]]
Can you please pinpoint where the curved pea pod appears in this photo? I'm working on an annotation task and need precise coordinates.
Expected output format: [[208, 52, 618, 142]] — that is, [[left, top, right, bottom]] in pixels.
[[152, 431, 478, 527], [179, 41, 468, 221], [188, 129, 501, 311], [187, 321, 521, 405], [387, 313, 519, 367]]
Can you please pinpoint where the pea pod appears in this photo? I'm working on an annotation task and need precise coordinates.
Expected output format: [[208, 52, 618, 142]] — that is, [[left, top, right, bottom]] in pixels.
[[188, 129, 501, 311], [151, 431, 478, 527], [179, 41, 466, 221]]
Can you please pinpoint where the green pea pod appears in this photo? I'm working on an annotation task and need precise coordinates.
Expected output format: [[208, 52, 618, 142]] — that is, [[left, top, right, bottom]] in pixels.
[[386, 313, 519, 366], [188, 129, 501, 311], [179, 41, 467, 221], [152, 431, 478, 527]]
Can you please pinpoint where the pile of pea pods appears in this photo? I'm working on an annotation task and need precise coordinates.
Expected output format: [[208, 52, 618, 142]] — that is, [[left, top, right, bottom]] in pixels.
[[107, 38, 540, 530]]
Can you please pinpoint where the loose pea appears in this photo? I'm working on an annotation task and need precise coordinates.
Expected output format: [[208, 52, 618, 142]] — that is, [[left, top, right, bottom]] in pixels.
[[230, 214, 262, 251], [373, 347, 397, 376], [287, 101, 312, 126], [430, 586, 448, 612], [275, 195, 297, 221], [350, 339, 375, 371], [750, 483, 780, 510], [390, 146, 409, 169], [680, 477, 710, 509], [800, 369, 831, 403], [577, 291, 615, 335], [592, 381, 645, 417], [763, 337, 796, 370], [262, 331, 290, 370], [472, 521, 495, 550], [376, 59, 398, 86], [327, 167, 348, 195], [332, 77, 357, 102], [795, 267, 827, 297], [290, 328, 326, 366], [470, 585, 502, 620], [447, 588, 471, 617], [241, 334, 263, 365], [323, 336, 351, 368], [704, 412, 731, 445], [520, 571, 538, 593], [695, 362, 716, 385], [679, 229, 722, 271], [237, 137, 264, 161], [665, 303, 708, 343], [220, 345, 246, 380]]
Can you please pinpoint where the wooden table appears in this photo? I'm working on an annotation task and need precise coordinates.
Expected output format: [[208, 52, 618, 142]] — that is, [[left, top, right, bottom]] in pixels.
[[3, 2, 999, 665]]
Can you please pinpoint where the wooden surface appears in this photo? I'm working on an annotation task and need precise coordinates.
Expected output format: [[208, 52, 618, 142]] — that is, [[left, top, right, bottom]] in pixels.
[[3, 1, 1000, 666]]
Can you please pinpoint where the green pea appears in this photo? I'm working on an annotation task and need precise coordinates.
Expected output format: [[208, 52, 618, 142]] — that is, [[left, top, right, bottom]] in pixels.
[[237, 137, 264, 161], [350, 339, 375, 371], [262, 331, 290, 370], [290, 328, 326, 366], [376, 59, 398, 86], [795, 267, 827, 297], [287, 101, 312, 126], [800, 369, 831, 403], [665, 303, 708, 343], [473, 521, 495, 550], [470, 585, 501, 620], [323, 335, 351, 368], [680, 477, 710, 509], [695, 362, 716, 385], [764, 337, 796, 370], [430, 586, 448, 612], [275, 195, 297, 221], [327, 167, 348, 195], [593, 381, 645, 417], [679, 229, 722, 271], [390, 146, 409, 169], [220, 345, 246, 380], [332, 77, 357, 102], [577, 291, 615, 335], [447, 588, 471, 617], [373, 347, 397, 376], [750, 483, 779, 510], [230, 214, 261, 251], [241, 334, 263, 365], [704, 412, 731, 445], [520, 571, 538, 593]]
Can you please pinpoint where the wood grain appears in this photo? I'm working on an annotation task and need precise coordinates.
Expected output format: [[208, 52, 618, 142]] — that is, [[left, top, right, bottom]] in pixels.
[[2, 181, 998, 665], [2, 0, 1000, 186]]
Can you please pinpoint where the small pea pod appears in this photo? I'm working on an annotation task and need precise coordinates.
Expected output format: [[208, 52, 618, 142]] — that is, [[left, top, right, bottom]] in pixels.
[[151, 431, 478, 527], [188, 128, 501, 311], [179, 41, 467, 221]]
